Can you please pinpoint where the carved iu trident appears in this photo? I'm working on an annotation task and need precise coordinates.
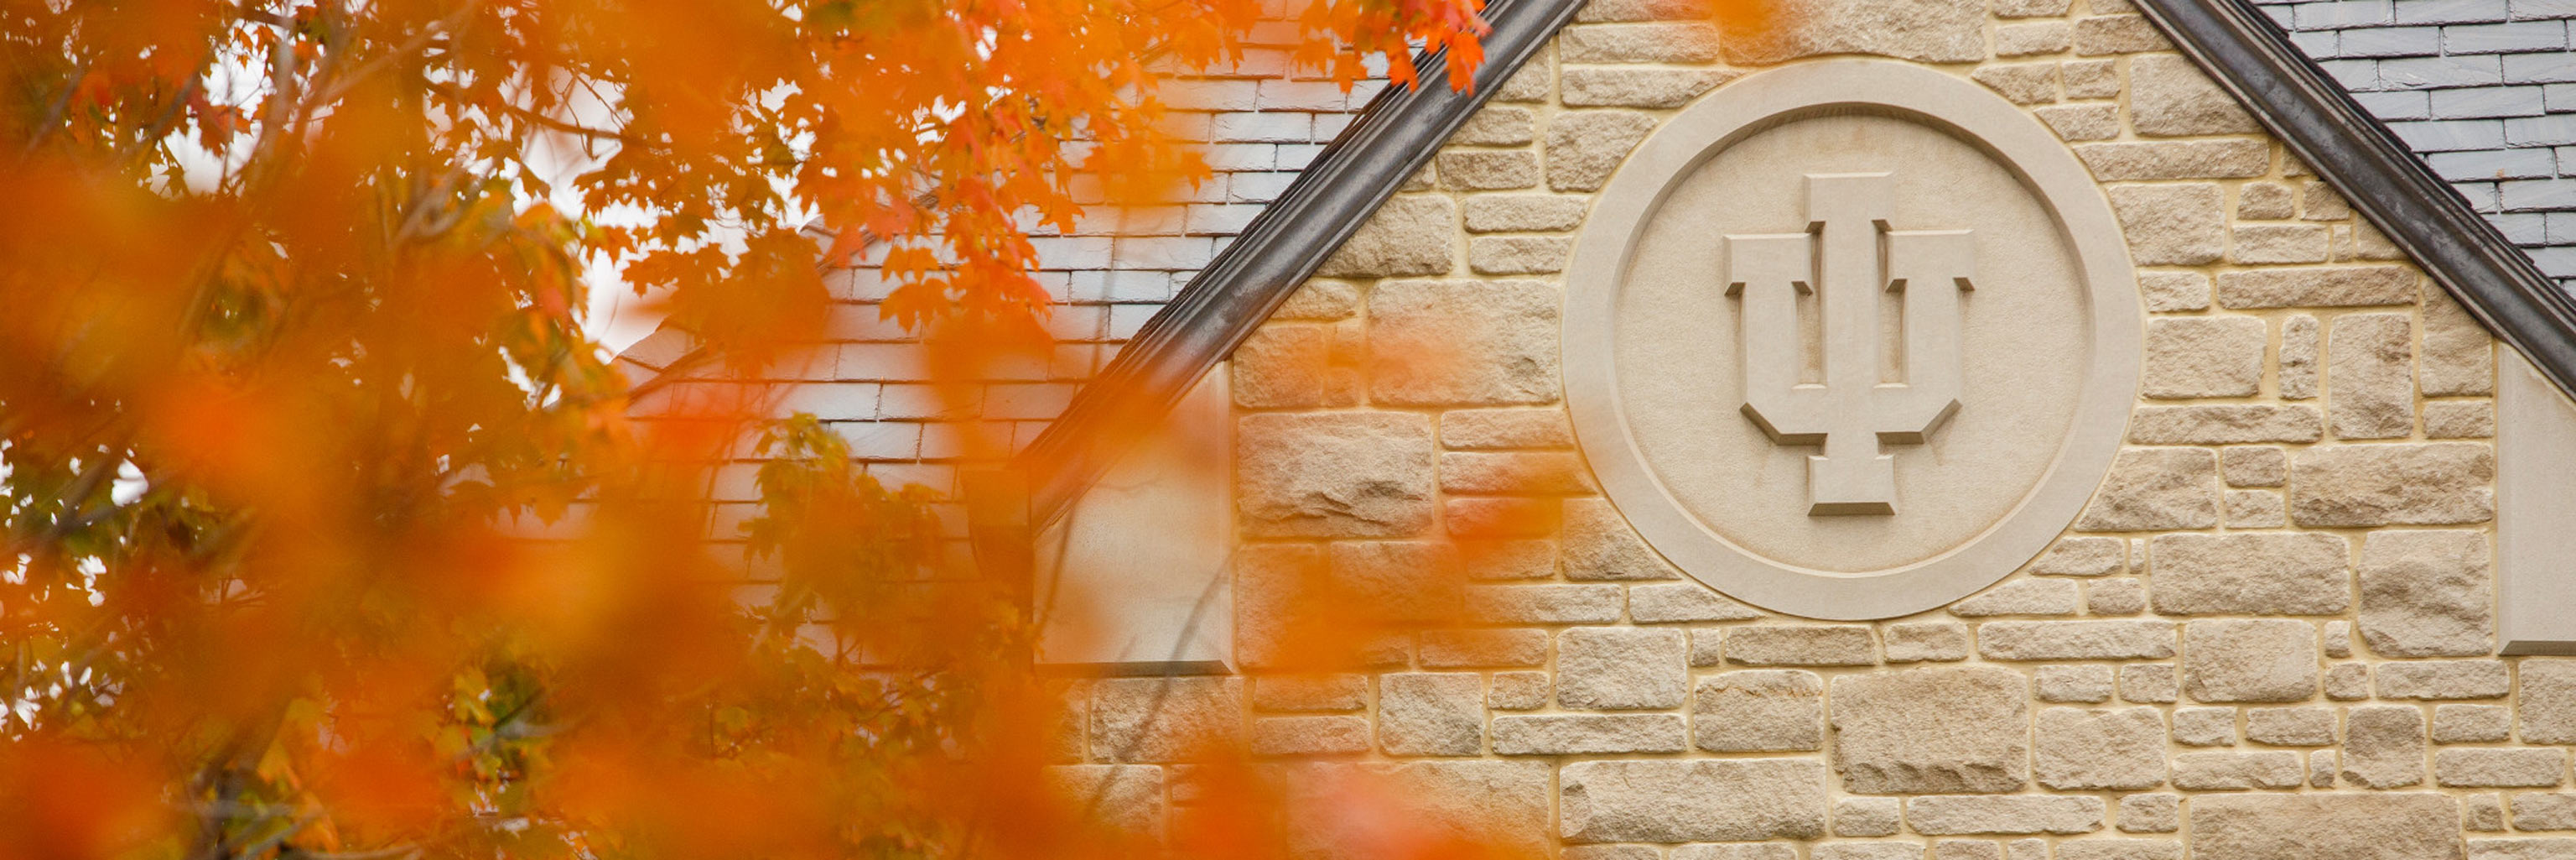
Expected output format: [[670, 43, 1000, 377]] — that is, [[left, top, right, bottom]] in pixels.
[[1725, 173, 1976, 517]]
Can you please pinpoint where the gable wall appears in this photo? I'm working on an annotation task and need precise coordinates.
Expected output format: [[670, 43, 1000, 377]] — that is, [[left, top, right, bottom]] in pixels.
[[1055, 0, 2576, 855]]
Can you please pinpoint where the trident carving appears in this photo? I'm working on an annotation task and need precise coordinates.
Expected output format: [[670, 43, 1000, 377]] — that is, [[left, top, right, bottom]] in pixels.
[[1725, 173, 1976, 517]]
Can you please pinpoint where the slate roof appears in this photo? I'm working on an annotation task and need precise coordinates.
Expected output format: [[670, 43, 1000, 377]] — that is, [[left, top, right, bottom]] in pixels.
[[2254, 0, 2576, 279]]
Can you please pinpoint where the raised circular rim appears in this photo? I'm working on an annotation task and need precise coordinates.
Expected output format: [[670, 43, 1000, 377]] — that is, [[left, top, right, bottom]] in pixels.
[[1561, 59, 2144, 621]]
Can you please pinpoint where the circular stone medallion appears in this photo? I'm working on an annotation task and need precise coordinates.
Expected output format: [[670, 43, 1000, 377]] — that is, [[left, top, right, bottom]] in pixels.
[[1562, 60, 2142, 620]]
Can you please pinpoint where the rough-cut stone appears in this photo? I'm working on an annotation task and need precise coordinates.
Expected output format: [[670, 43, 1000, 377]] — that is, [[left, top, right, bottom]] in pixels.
[[2423, 289, 2496, 396], [1981, 621, 2177, 660], [2328, 663, 2371, 699], [1673, 847, 1799, 860], [2282, 314, 2321, 399], [2216, 266, 2419, 309], [1420, 628, 1545, 668], [2525, 661, 2576, 743], [2239, 182, 2297, 219], [2380, 659, 2511, 700], [2331, 313, 2418, 440], [1629, 582, 1762, 623], [1448, 107, 1535, 146], [1277, 761, 1555, 860], [1560, 67, 1729, 107], [2127, 405, 2323, 444], [1973, 62, 2062, 104], [1255, 675, 1368, 712], [1909, 795, 2107, 835], [1488, 670, 1549, 710], [1046, 765, 1166, 837], [2246, 706, 2336, 746], [2130, 54, 2258, 136], [2140, 271, 2213, 312], [1888, 622, 1972, 662], [2121, 664, 2179, 704], [1953, 578, 2081, 617], [2149, 533, 2351, 615], [1563, 847, 1659, 860], [1935, 841, 2002, 860], [2325, 622, 2354, 659], [2434, 705, 2513, 743], [2343, 705, 2428, 788], [2312, 749, 2342, 788], [1439, 409, 1571, 451], [1560, 497, 1680, 581], [1460, 540, 1554, 581], [2171, 707, 2236, 748], [1815, 844, 1927, 860], [2089, 577, 2148, 616], [1836, 797, 1904, 837], [2470, 798, 2513, 831], [2290, 442, 2496, 527], [2358, 530, 2495, 658], [2039, 103, 2122, 141], [2031, 537, 2127, 576], [1467, 236, 1569, 274], [2223, 489, 2288, 529], [1436, 151, 1540, 191], [1255, 715, 1373, 755], [1239, 413, 1434, 537], [1378, 673, 1483, 755], [2035, 706, 2168, 790], [2233, 224, 2332, 263], [1696, 670, 1825, 752], [2111, 185, 2228, 267], [2471, 839, 2576, 860], [2514, 794, 2576, 831], [1368, 279, 1561, 406], [2189, 794, 2460, 860], [1317, 195, 1455, 277], [2075, 448, 2220, 530], [2120, 795, 2182, 834], [2174, 751, 2307, 790], [1996, 19, 2073, 55], [1490, 714, 1685, 754], [1557, 627, 1686, 710], [1558, 22, 1722, 63], [1831, 665, 2030, 794], [1548, 111, 1657, 192], [2184, 619, 2319, 703], [2440, 749, 2568, 788], [1460, 195, 1587, 234], [2424, 401, 2496, 439], [2222, 446, 2288, 487], [1439, 451, 1589, 494], [1559, 759, 1828, 842], [1235, 324, 1333, 407], [1465, 584, 1622, 624], [1717, 0, 1985, 64], [2058, 841, 2183, 860], [2076, 140, 2270, 180], [2038, 665, 2116, 703], [1728, 625, 1877, 666], [1092, 677, 1244, 762], [2075, 14, 2170, 54]]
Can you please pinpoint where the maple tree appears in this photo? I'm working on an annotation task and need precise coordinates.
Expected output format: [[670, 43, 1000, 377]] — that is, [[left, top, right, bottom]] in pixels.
[[0, 0, 1496, 857]]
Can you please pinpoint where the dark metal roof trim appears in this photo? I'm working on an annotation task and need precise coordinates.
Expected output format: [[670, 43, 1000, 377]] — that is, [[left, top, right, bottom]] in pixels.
[[1013, 0, 1586, 528], [2133, 0, 2576, 400]]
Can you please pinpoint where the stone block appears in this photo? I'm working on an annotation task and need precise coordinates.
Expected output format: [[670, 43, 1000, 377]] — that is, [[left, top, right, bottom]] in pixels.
[[2111, 184, 2228, 267], [2289, 442, 2496, 526], [2440, 748, 2568, 787], [1379, 673, 1484, 755], [2184, 618, 2319, 702], [1694, 670, 1825, 752], [1559, 758, 1829, 842], [2132, 54, 2261, 135], [1558, 627, 1687, 709], [1488, 670, 1549, 710], [2075, 448, 2221, 530], [1046, 765, 1166, 837], [2065, 58, 2121, 97], [1997, 20, 2074, 55], [1464, 584, 1623, 624], [2038, 665, 2116, 702], [1717, 0, 1986, 64], [1888, 621, 1972, 662], [2121, 664, 2179, 704], [2040, 103, 2122, 141], [2380, 659, 2512, 699], [2223, 489, 2288, 528], [2423, 289, 2496, 396], [1239, 413, 1436, 538], [2174, 706, 2236, 748], [2030, 537, 2128, 576], [2057, 841, 2183, 860], [1953, 578, 2082, 617], [2435, 704, 2514, 743], [2189, 794, 2460, 860], [1558, 22, 1722, 63], [2036, 706, 2169, 790], [2513, 794, 2576, 831], [1449, 107, 1535, 146], [1981, 620, 2178, 660], [2283, 314, 2321, 399], [2359, 529, 2496, 657], [1092, 677, 1244, 762], [1974, 62, 2064, 104], [2221, 446, 2288, 486], [1831, 665, 2031, 794], [1461, 195, 1589, 234], [1436, 150, 1540, 191], [2425, 401, 2496, 438], [2246, 706, 2336, 746], [2174, 751, 2307, 790], [1629, 582, 1762, 623], [2343, 705, 2429, 788], [1317, 195, 1455, 278], [2471, 839, 2576, 860], [1254, 675, 1368, 712], [1439, 451, 1590, 494], [2524, 660, 2576, 743], [1368, 279, 1561, 406], [2140, 271, 2214, 311], [2239, 181, 2296, 219], [1490, 714, 1685, 754], [1561, 67, 1730, 107], [2330, 313, 2418, 439], [2127, 405, 2323, 444], [1837, 796, 1905, 837], [2075, 14, 2172, 54], [2118, 794, 2181, 834], [1935, 841, 2003, 860], [1909, 795, 2106, 835], [1255, 715, 1374, 755], [2088, 578, 2148, 615], [1673, 847, 1800, 860], [1467, 236, 1570, 274], [1460, 539, 1555, 581], [1439, 408, 1572, 450], [1815, 844, 1927, 860], [1727, 624, 1877, 665], [1420, 628, 1546, 668], [1561, 497, 1682, 581], [1235, 324, 1334, 407], [2148, 532, 2351, 615], [2233, 224, 2332, 263], [1275, 760, 1555, 859], [1548, 111, 1658, 192], [2215, 265, 2419, 308], [2075, 140, 2271, 180]]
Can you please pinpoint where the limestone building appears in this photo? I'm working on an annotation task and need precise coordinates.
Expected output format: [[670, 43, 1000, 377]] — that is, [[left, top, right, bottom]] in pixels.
[[626, 0, 2576, 855]]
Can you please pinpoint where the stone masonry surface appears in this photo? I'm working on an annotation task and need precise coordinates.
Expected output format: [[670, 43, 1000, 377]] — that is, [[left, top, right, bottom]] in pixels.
[[1077, 0, 2541, 856]]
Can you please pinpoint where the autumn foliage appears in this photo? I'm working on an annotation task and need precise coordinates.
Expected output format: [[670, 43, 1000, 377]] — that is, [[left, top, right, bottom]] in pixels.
[[0, 0, 1505, 857]]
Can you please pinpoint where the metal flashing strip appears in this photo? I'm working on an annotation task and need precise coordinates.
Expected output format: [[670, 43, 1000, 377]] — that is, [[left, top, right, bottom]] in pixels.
[[2133, 0, 2576, 401], [1010, 0, 1587, 529]]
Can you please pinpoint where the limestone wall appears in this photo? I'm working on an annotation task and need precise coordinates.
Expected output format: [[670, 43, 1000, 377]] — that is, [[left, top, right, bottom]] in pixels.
[[1058, 0, 2560, 856]]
